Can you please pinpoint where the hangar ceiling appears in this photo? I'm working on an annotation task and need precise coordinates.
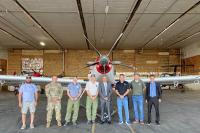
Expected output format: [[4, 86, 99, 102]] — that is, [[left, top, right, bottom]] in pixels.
[[0, 0, 200, 50]]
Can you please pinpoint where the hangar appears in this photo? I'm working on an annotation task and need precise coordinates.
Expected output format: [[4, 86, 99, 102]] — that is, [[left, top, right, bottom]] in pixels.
[[0, 0, 200, 133]]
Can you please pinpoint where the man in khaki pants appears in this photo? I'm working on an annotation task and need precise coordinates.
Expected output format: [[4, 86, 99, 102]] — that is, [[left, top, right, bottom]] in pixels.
[[64, 76, 82, 126], [85, 74, 99, 124]]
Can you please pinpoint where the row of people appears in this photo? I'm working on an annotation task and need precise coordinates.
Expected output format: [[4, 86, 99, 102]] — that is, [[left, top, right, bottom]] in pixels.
[[18, 73, 162, 129]]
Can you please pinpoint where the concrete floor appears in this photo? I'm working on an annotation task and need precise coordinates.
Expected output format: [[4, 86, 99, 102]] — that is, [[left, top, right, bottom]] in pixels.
[[0, 90, 200, 133]]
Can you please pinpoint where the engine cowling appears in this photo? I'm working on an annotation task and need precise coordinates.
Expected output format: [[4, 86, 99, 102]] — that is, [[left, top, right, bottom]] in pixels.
[[96, 57, 112, 74]]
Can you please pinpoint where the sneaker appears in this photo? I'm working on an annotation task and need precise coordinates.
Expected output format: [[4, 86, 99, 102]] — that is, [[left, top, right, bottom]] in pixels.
[[87, 120, 92, 125], [125, 121, 132, 125], [118, 121, 123, 125], [147, 122, 151, 126], [140, 121, 145, 125], [63, 122, 70, 127], [156, 122, 160, 126], [20, 125, 26, 130], [57, 121, 62, 127], [30, 124, 34, 129], [46, 122, 50, 128], [133, 121, 139, 124], [73, 122, 77, 126], [92, 120, 95, 124]]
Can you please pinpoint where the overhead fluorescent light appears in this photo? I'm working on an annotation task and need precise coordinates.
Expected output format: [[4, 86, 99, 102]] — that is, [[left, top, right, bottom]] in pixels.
[[105, 5, 109, 14], [146, 60, 158, 64], [158, 52, 169, 55], [40, 42, 45, 46]]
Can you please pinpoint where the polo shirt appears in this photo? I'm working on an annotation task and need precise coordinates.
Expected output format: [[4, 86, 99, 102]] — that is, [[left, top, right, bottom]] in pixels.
[[86, 81, 99, 96], [115, 81, 130, 96], [130, 80, 145, 96], [67, 82, 81, 98], [19, 83, 37, 102]]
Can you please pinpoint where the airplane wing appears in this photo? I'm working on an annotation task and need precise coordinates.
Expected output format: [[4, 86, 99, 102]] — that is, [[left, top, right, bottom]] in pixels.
[[0, 75, 87, 87], [1, 75, 200, 88], [126, 75, 200, 87]]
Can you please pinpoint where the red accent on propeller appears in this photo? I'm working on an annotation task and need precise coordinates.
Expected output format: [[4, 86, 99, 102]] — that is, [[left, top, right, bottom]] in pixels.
[[95, 57, 112, 74]]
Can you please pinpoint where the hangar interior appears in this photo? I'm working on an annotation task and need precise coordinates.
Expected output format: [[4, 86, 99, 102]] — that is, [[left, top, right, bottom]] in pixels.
[[0, 0, 199, 78], [1, 0, 200, 133]]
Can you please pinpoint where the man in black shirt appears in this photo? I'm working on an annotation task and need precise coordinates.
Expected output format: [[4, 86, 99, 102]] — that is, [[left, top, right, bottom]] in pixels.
[[114, 74, 131, 125]]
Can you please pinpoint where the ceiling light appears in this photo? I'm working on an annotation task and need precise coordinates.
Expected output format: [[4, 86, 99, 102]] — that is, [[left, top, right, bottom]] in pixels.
[[40, 42, 45, 46], [105, 5, 109, 14]]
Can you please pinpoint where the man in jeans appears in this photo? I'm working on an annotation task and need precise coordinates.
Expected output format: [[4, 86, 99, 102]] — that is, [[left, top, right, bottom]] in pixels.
[[114, 74, 131, 125], [18, 76, 38, 129], [85, 74, 99, 124], [64, 76, 82, 126], [130, 73, 146, 124]]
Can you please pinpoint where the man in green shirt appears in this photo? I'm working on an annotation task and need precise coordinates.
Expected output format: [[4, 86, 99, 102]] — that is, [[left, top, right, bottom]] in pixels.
[[130, 73, 146, 124]]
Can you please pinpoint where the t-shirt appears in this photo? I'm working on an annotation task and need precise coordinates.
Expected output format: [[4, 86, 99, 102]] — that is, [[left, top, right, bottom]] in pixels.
[[130, 80, 145, 96], [67, 82, 81, 97], [86, 81, 99, 96], [19, 83, 37, 102], [115, 81, 130, 96]]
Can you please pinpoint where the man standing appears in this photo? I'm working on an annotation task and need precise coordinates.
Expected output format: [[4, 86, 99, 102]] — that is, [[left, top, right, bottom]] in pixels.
[[85, 74, 99, 124], [114, 74, 131, 125], [146, 74, 162, 125], [45, 76, 63, 128], [64, 76, 82, 126], [99, 76, 113, 124], [130, 73, 145, 124], [18, 76, 38, 129]]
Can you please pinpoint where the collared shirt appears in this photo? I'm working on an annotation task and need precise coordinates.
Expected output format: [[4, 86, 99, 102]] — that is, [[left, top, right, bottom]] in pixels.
[[130, 79, 145, 96], [103, 82, 107, 96], [19, 83, 37, 102], [115, 81, 130, 96], [150, 82, 156, 97], [67, 82, 81, 98], [86, 81, 99, 96]]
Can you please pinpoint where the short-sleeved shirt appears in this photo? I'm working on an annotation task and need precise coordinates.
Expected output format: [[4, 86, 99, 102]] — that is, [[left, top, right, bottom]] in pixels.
[[130, 80, 145, 96], [19, 83, 37, 102], [115, 81, 130, 96], [67, 82, 81, 97], [86, 81, 99, 96]]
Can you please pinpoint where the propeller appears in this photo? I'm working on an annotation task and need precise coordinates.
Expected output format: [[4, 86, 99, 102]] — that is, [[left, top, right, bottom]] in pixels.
[[107, 33, 123, 56], [83, 34, 102, 56], [112, 61, 136, 70]]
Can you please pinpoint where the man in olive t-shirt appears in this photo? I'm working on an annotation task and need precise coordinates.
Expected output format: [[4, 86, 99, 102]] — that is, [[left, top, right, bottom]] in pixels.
[[130, 72, 146, 124]]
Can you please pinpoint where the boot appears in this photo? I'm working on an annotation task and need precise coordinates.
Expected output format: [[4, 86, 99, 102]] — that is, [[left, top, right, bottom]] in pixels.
[[46, 122, 51, 128], [57, 121, 62, 127]]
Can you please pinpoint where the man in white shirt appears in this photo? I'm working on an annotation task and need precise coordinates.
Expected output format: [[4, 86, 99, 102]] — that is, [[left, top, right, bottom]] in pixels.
[[85, 74, 99, 124]]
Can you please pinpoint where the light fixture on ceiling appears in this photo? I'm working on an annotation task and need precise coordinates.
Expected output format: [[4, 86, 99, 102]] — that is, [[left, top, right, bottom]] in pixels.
[[40, 42, 46, 46], [105, 5, 109, 14]]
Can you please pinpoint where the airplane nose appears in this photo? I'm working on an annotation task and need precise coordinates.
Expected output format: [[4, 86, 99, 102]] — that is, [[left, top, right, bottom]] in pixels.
[[100, 56, 109, 65]]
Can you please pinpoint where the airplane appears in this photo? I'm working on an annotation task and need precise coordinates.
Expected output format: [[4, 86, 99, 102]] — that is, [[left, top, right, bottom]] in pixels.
[[0, 34, 200, 89]]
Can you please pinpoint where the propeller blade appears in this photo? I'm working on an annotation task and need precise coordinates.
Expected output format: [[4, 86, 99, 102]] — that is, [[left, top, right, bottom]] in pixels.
[[161, 64, 194, 67], [86, 62, 99, 67], [107, 33, 123, 56], [112, 61, 136, 70], [83, 34, 102, 56], [112, 61, 122, 65], [70, 62, 98, 75]]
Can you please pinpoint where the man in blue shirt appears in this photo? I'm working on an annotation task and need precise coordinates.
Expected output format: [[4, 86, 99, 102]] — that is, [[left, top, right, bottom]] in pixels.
[[64, 76, 82, 126], [145, 75, 162, 125], [18, 76, 38, 129]]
